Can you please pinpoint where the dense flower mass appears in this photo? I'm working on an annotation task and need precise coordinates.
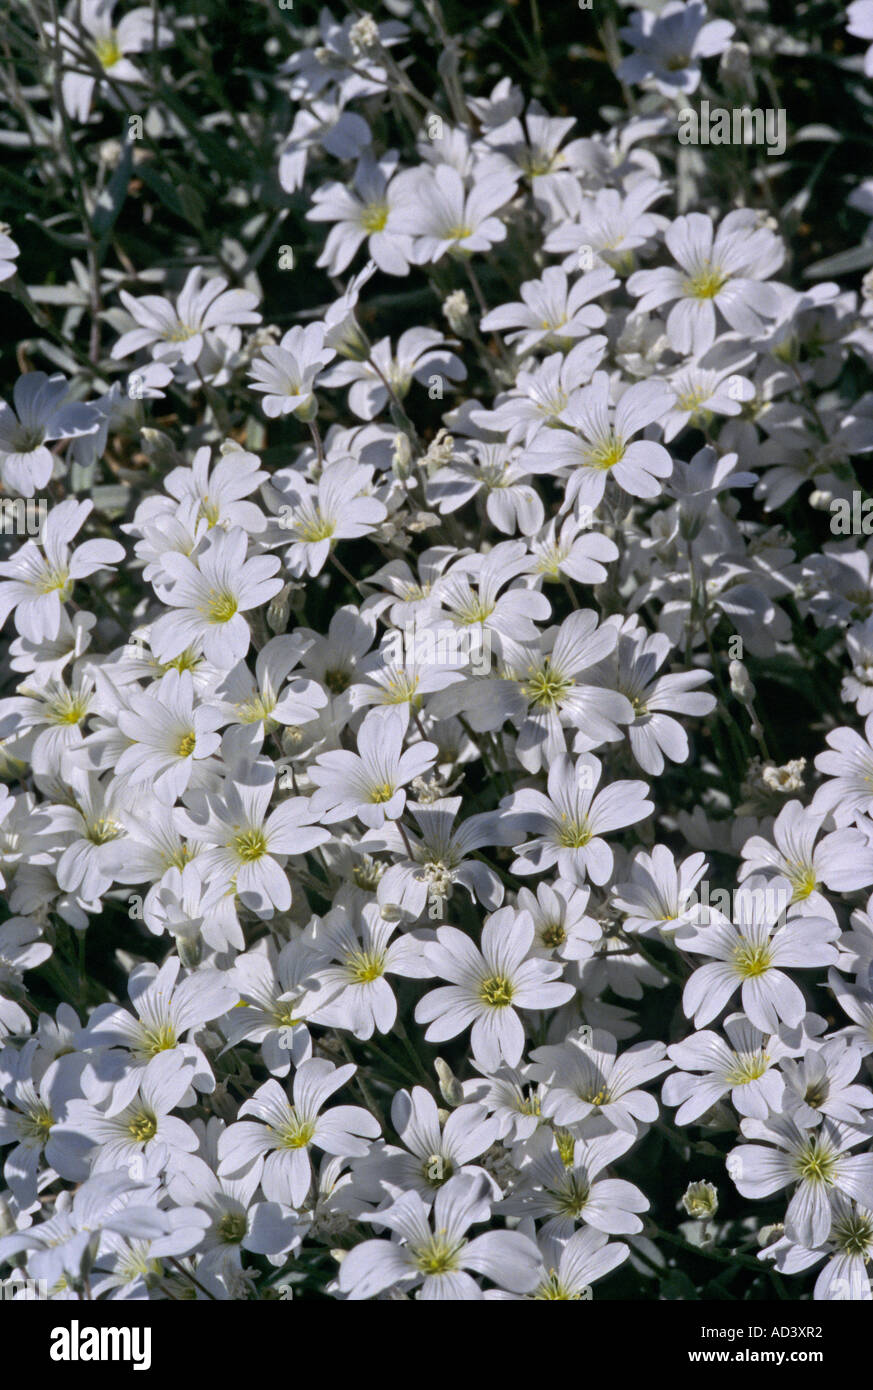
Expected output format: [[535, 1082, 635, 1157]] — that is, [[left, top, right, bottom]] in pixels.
[[2, 0, 873, 1305]]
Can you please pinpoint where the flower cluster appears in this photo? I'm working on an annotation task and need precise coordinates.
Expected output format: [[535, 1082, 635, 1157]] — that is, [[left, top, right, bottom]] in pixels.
[[1, 0, 873, 1303]]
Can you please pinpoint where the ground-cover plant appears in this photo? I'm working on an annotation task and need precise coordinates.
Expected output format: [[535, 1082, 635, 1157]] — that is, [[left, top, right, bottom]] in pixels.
[[0, 0, 873, 1302]]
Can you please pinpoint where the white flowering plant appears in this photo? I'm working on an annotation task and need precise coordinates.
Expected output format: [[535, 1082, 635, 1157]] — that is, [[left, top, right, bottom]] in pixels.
[[1, 0, 873, 1306]]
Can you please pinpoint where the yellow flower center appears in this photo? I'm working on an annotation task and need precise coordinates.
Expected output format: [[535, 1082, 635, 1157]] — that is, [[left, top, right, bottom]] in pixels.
[[588, 432, 625, 471], [833, 1210, 873, 1257], [140, 1023, 177, 1057], [218, 1211, 247, 1244], [46, 691, 90, 726], [164, 843, 195, 871], [94, 32, 123, 68], [733, 939, 772, 978], [454, 596, 495, 625], [676, 386, 710, 413], [541, 920, 567, 948], [128, 1111, 158, 1144], [37, 565, 72, 596], [236, 693, 276, 725], [552, 1172, 589, 1214], [207, 591, 239, 623], [165, 321, 198, 343], [786, 863, 818, 902], [232, 828, 268, 862], [533, 1270, 579, 1300], [724, 1049, 770, 1085], [162, 650, 202, 674], [273, 1005, 302, 1028], [683, 264, 728, 299], [370, 782, 395, 804], [86, 816, 123, 845], [346, 949, 385, 983], [274, 1111, 316, 1150], [177, 731, 197, 757], [21, 1104, 55, 1143], [361, 202, 389, 233], [795, 1137, 837, 1186], [479, 974, 514, 1008], [557, 816, 592, 848], [583, 1085, 610, 1106], [298, 514, 336, 543], [522, 662, 572, 708]]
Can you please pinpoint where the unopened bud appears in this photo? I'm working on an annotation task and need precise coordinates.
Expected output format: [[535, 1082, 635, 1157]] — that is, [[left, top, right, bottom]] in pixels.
[[140, 428, 183, 469], [718, 42, 753, 95], [267, 583, 294, 634], [758, 1222, 784, 1248], [728, 659, 755, 702], [442, 289, 472, 335], [349, 15, 379, 53], [682, 1180, 719, 1220], [435, 1057, 464, 1107], [392, 433, 413, 479], [808, 488, 834, 511], [0, 1194, 14, 1237]]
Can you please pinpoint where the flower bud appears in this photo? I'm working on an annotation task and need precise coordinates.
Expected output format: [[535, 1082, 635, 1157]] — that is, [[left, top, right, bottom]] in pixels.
[[435, 1057, 464, 1107], [682, 1180, 719, 1220], [267, 583, 294, 634], [442, 289, 472, 336], [728, 659, 755, 702]]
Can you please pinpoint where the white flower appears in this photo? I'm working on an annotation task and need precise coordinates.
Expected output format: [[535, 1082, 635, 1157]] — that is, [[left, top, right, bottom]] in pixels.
[[813, 714, 873, 827], [510, 1223, 629, 1301], [390, 163, 519, 262], [310, 706, 436, 830], [320, 327, 465, 420], [45, 0, 172, 122], [739, 799, 873, 910], [612, 844, 708, 936], [505, 752, 653, 886], [303, 893, 430, 1039], [149, 526, 283, 667], [628, 211, 786, 355], [0, 376, 99, 497], [729, 1115, 873, 1248], [414, 907, 574, 1070], [0, 230, 20, 283], [664, 1013, 789, 1124], [273, 459, 387, 576], [480, 266, 617, 355], [529, 1028, 670, 1135], [848, 0, 873, 77], [53, 1051, 199, 1182], [308, 151, 414, 277], [248, 323, 335, 419], [176, 759, 329, 916], [113, 268, 261, 366], [618, 1, 735, 97], [80, 955, 237, 1104], [0, 498, 123, 641], [678, 875, 840, 1031], [114, 669, 224, 804], [217, 1059, 380, 1207], [338, 1174, 541, 1300], [532, 370, 674, 514], [502, 1127, 647, 1240]]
